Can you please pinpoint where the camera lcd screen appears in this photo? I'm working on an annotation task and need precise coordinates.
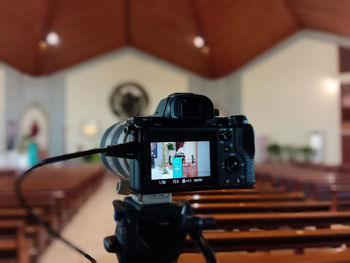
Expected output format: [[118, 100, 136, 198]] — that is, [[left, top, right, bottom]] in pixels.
[[150, 141, 211, 183]]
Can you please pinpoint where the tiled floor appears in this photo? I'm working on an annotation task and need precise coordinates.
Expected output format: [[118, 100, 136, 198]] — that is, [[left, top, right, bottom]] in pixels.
[[40, 175, 122, 263]]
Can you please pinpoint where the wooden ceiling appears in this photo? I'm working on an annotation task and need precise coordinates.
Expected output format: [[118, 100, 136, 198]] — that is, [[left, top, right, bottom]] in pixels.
[[0, 0, 349, 78]]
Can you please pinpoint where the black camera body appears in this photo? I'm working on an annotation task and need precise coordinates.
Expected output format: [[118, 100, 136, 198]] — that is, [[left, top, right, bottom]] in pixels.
[[100, 93, 255, 194]]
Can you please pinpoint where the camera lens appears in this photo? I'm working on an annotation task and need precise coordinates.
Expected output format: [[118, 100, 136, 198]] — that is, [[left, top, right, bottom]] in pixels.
[[99, 121, 130, 178], [225, 156, 241, 173]]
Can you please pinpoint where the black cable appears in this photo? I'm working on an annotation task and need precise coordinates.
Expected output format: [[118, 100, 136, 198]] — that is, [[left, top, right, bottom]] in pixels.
[[15, 147, 109, 263]]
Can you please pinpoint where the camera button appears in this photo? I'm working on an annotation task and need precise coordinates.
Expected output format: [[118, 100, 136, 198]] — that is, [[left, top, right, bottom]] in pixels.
[[224, 178, 231, 184], [225, 156, 241, 173], [224, 146, 230, 152], [219, 131, 232, 141]]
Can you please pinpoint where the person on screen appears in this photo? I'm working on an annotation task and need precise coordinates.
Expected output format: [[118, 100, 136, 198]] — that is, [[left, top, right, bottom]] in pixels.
[[175, 142, 185, 162]]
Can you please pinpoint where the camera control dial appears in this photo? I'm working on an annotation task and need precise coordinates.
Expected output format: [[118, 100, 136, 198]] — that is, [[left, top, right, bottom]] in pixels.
[[225, 156, 241, 173], [229, 115, 248, 124]]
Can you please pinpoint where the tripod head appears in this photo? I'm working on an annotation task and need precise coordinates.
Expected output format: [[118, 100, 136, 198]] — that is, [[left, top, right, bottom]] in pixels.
[[104, 194, 217, 263]]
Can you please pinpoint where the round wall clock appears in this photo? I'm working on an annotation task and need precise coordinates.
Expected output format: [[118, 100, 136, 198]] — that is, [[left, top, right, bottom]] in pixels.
[[109, 82, 149, 119]]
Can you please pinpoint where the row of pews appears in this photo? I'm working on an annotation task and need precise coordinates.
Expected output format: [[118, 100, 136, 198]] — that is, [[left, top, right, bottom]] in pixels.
[[0, 164, 106, 263], [256, 163, 350, 207], [174, 163, 350, 263], [3, 161, 350, 262]]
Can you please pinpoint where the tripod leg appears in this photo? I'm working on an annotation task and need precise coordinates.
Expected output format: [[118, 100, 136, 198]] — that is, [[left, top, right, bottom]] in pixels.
[[189, 231, 217, 263]]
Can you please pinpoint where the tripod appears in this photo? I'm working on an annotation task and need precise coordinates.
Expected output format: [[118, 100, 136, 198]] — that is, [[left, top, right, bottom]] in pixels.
[[104, 194, 217, 263]]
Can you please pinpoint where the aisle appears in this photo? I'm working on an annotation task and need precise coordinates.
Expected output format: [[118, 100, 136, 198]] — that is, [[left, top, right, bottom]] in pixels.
[[40, 175, 121, 263]]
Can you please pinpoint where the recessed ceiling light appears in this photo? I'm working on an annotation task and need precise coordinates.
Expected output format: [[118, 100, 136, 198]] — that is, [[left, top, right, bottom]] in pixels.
[[193, 36, 204, 48], [202, 46, 210, 54], [46, 32, 60, 46], [38, 40, 48, 50]]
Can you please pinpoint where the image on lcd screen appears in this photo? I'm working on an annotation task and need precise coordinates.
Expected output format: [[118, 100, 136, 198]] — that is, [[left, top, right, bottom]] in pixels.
[[150, 141, 210, 180]]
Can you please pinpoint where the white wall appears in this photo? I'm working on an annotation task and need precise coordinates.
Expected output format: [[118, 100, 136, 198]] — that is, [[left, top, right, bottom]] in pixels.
[[0, 47, 241, 156], [0, 31, 345, 166], [188, 73, 242, 116], [242, 37, 341, 164], [65, 50, 189, 152], [4, 66, 65, 156], [0, 67, 5, 152]]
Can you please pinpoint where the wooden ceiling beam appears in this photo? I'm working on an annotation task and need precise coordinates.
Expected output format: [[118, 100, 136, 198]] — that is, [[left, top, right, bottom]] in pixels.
[[124, 0, 131, 45], [195, 0, 299, 77], [33, 0, 57, 75], [0, 0, 48, 75], [191, 0, 216, 77], [130, 0, 213, 77], [286, 0, 350, 35], [0, 1, 350, 78], [40, 0, 127, 75]]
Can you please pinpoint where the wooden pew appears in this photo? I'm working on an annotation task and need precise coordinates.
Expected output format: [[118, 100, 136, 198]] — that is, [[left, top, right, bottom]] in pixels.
[[0, 164, 105, 227], [255, 163, 350, 202], [177, 249, 350, 263], [183, 228, 350, 253], [0, 208, 47, 255], [0, 192, 63, 230], [173, 192, 305, 203], [174, 184, 286, 196], [0, 220, 30, 263], [255, 163, 350, 188], [191, 200, 332, 214], [0, 164, 106, 261], [199, 211, 350, 230], [330, 185, 350, 211], [0, 168, 16, 178], [177, 164, 350, 261]]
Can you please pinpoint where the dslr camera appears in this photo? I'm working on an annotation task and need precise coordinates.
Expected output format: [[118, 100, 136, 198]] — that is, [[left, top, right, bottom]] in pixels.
[[100, 93, 255, 194]]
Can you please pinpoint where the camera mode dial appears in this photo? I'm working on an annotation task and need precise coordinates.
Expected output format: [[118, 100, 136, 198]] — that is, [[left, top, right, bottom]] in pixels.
[[219, 131, 232, 141]]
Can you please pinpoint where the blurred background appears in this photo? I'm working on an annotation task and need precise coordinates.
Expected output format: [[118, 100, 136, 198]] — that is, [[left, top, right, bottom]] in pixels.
[[1, 0, 349, 167], [0, 1, 350, 262]]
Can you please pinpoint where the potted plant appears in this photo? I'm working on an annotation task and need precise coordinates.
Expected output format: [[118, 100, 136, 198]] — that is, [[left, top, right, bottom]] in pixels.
[[267, 143, 282, 162], [165, 142, 176, 163], [281, 145, 298, 163], [299, 146, 315, 163]]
